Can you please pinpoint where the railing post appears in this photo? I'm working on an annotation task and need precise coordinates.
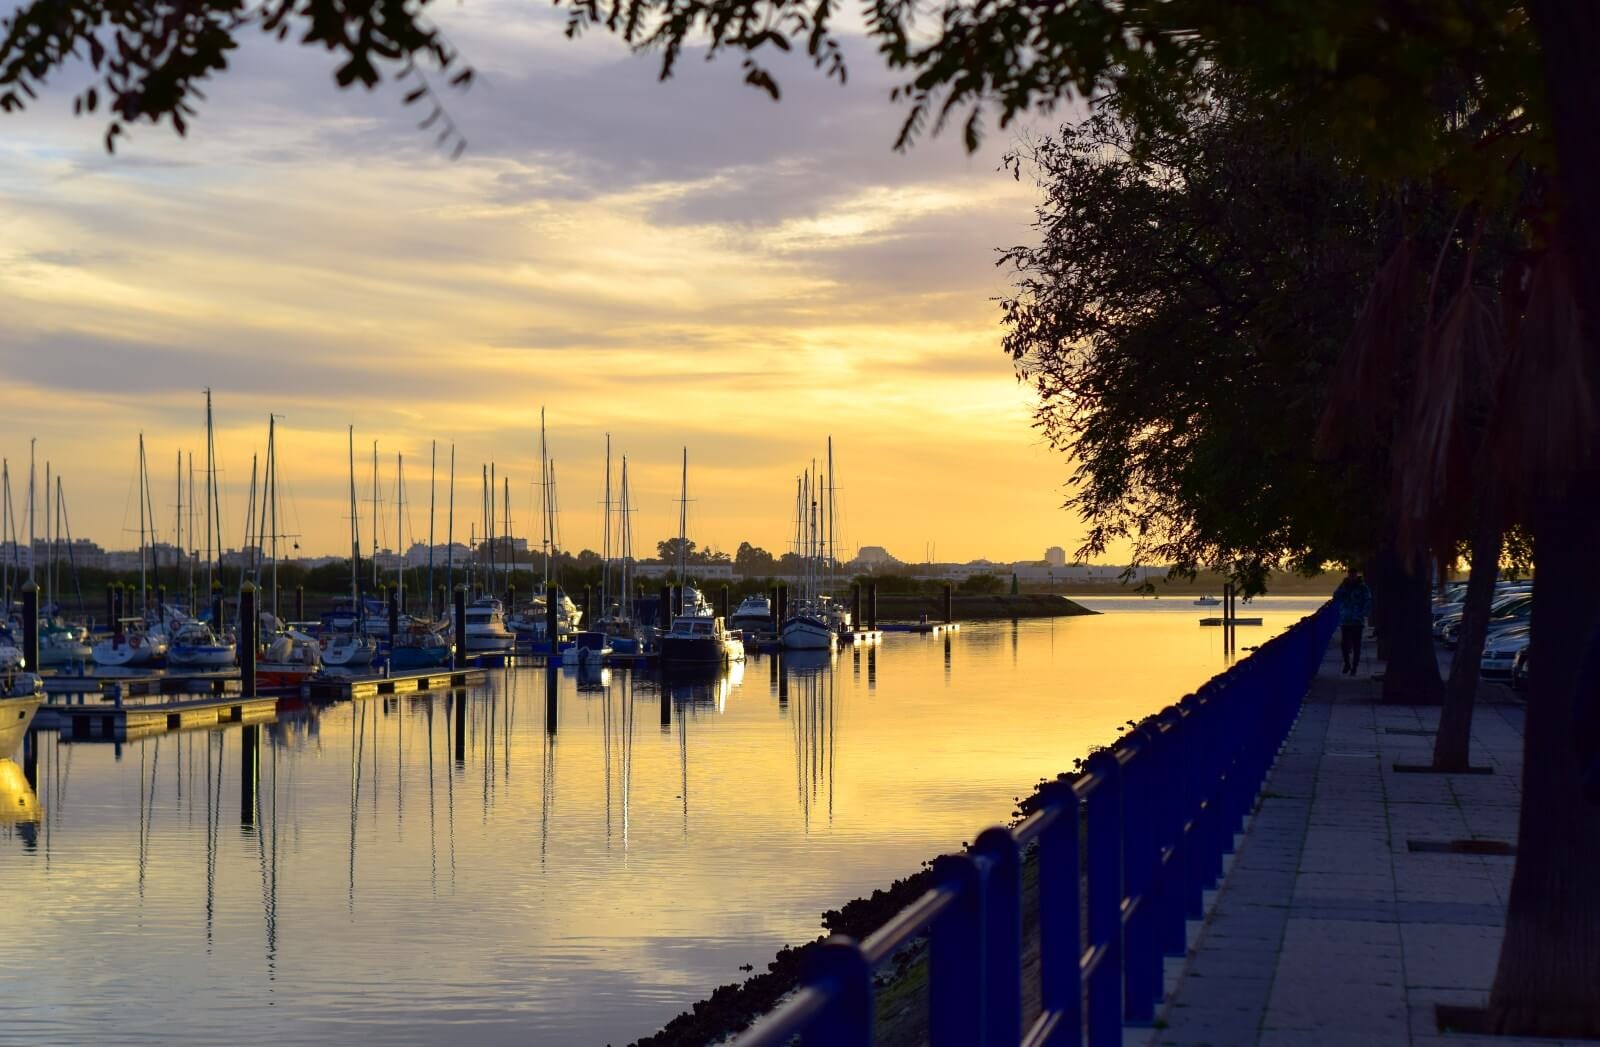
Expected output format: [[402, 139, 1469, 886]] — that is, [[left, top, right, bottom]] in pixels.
[[802, 936, 873, 1047], [975, 827, 1022, 1045], [1120, 730, 1161, 1024], [1083, 749, 1123, 1047], [1154, 708, 1190, 958], [929, 852, 982, 1047], [1037, 783, 1082, 1045]]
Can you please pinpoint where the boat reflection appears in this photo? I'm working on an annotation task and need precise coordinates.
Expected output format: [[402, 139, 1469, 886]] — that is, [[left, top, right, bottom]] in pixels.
[[0, 757, 40, 825]]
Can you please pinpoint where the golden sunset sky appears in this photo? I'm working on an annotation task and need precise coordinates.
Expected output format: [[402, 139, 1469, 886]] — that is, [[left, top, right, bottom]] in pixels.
[[0, 3, 1094, 564]]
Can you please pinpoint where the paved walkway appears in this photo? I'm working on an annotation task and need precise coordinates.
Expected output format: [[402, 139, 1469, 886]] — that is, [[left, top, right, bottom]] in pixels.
[[1148, 639, 1584, 1047]]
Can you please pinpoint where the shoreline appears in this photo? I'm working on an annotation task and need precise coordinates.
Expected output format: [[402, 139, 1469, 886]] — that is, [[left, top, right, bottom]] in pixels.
[[875, 593, 1096, 621]]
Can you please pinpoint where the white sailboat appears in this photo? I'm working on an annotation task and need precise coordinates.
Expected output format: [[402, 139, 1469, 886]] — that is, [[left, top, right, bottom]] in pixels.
[[324, 427, 379, 669], [93, 434, 170, 667], [660, 450, 744, 666]]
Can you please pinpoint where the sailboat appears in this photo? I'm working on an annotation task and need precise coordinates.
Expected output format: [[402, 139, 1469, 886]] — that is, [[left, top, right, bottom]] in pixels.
[[781, 439, 849, 649], [659, 449, 744, 666], [591, 447, 642, 655], [92, 434, 170, 667], [251, 417, 321, 686], [507, 412, 582, 645], [324, 427, 380, 669]]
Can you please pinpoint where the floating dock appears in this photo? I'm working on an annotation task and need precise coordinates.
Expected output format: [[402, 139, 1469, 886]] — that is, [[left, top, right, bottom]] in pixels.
[[842, 629, 883, 645], [43, 670, 239, 697], [38, 694, 281, 742], [305, 667, 486, 700], [880, 622, 961, 635], [1199, 616, 1264, 627]]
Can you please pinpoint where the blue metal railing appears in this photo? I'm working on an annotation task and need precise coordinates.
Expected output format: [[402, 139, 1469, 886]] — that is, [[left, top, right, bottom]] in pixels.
[[736, 605, 1336, 1047]]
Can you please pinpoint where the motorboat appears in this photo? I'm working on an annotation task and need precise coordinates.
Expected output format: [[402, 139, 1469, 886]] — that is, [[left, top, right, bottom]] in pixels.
[[0, 672, 45, 758], [729, 593, 774, 636], [463, 596, 516, 653], [593, 614, 642, 655], [1193, 595, 1221, 607], [506, 589, 584, 641], [561, 630, 613, 668], [256, 630, 323, 688], [166, 621, 237, 670], [659, 615, 745, 666], [91, 617, 168, 668]]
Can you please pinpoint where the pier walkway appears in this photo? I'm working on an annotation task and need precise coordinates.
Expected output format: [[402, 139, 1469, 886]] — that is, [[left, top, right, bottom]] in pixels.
[[1152, 642, 1558, 1047]]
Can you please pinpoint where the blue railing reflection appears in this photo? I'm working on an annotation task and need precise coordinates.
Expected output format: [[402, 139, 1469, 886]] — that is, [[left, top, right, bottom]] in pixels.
[[736, 605, 1336, 1047]]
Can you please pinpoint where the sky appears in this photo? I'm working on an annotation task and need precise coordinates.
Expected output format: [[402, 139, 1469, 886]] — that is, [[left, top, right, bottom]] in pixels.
[[0, 1, 1096, 565]]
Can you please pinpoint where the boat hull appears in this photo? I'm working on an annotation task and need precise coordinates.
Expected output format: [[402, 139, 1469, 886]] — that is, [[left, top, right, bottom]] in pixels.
[[390, 645, 450, 670], [92, 640, 162, 668], [322, 640, 380, 668], [780, 617, 835, 650], [659, 636, 744, 665], [0, 694, 43, 758], [167, 645, 237, 670]]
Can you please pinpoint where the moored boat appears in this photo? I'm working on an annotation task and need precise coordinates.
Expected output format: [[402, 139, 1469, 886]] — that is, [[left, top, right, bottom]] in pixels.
[[463, 596, 516, 653], [561, 630, 613, 667], [729, 593, 774, 636], [0, 672, 45, 758], [166, 621, 236, 670], [779, 610, 834, 650], [659, 615, 745, 666], [91, 618, 168, 668]]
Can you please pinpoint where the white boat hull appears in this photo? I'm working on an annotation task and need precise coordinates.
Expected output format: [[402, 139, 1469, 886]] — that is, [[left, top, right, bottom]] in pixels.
[[0, 694, 43, 759], [167, 645, 237, 670], [780, 618, 835, 650], [323, 638, 380, 668]]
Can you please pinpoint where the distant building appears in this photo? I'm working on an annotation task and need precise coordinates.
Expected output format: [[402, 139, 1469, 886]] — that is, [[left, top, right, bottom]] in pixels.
[[846, 546, 902, 573], [1045, 546, 1066, 567], [634, 560, 735, 581]]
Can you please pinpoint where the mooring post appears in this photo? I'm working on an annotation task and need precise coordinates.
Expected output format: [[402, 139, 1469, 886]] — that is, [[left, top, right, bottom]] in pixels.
[[506, 584, 516, 616], [21, 582, 39, 673], [104, 583, 115, 633], [943, 582, 953, 625], [769, 585, 779, 633], [851, 582, 861, 631], [546, 583, 559, 653], [295, 585, 305, 624], [112, 584, 125, 639], [210, 581, 223, 631], [240, 723, 260, 830], [240, 582, 257, 698], [388, 590, 400, 642], [452, 586, 467, 670], [436, 585, 445, 620], [545, 664, 558, 736], [868, 580, 878, 631], [188, 582, 197, 620]]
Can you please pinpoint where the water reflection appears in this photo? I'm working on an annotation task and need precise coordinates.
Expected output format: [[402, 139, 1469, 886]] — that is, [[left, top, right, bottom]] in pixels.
[[0, 599, 1322, 1046]]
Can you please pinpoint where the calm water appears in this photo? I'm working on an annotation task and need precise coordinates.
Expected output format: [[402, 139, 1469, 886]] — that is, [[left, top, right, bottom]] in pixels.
[[0, 597, 1322, 1046]]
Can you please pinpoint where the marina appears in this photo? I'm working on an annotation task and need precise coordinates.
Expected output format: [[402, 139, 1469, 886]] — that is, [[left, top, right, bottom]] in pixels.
[[0, 599, 1321, 1045]]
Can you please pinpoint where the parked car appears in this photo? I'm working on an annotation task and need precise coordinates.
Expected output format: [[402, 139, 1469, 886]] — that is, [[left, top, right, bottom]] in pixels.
[[1479, 624, 1532, 679], [1440, 593, 1533, 647], [1512, 648, 1530, 691]]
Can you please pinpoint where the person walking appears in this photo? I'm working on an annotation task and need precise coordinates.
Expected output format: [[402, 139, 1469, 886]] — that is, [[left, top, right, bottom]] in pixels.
[[1334, 569, 1372, 675]]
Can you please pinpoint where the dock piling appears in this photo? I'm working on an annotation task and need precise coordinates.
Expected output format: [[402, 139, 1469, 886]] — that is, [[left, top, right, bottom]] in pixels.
[[546, 583, 559, 651], [851, 583, 861, 629], [388, 590, 400, 643], [868, 581, 878, 631], [240, 583, 257, 698], [943, 583, 953, 625], [295, 585, 304, 624], [113, 585, 125, 637], [210, 581, 222, 631], [21, 582, 38, 673], [769, 585, 779, 632], [104, 583, 115, 632], [452, 587, 467, 670]]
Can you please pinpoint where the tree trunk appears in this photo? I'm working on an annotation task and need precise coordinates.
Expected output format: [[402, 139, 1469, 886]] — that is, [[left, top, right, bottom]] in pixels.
[[1488, 4, 1600, 1033], [1367, 554, 1392, 661], [1486, 485, 1600, 1035], [1432, 525, 1500, 770], [1377, 545, 1444, 704]]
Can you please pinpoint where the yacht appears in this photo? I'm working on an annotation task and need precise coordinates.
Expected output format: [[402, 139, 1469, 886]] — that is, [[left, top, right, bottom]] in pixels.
[[729, 593, 774, 635], [37, 618, 92, 668], [256, 630, 323, 688], [0, 672, 45, 758], [1193, 595, 1221, 607], [659, 615, 745, 666], [463, 596, 516, 653], [390, 622, 451, 669], [322, 631, 380, 669]]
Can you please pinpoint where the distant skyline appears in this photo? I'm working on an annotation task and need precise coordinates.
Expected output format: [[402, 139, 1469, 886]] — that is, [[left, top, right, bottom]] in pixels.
[[0, 3, 1101, 565]]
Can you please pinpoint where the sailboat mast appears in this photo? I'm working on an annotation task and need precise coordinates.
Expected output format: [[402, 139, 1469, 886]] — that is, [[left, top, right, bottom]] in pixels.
[[138, 433, 148, 612], [540, 409, 550, 587], [349, 427, 361, 631], [503, 475, 512, 593], [397, 452, 405, 611], [371, 441, 379, 591], [619, 455, 630, 620], [427, 441, 436, 615], [677, 447, 687, 587], [602, 435, 612, 613], [43, 459, 51, 605], [268, 416, 278, 618], [27, 438, 35, 585], [187, 451, 196, 598], [445, 444, 455, 600], [0, 459, 9, 604], [205, 389, 223, 596], [175, 449, 182, 602]]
